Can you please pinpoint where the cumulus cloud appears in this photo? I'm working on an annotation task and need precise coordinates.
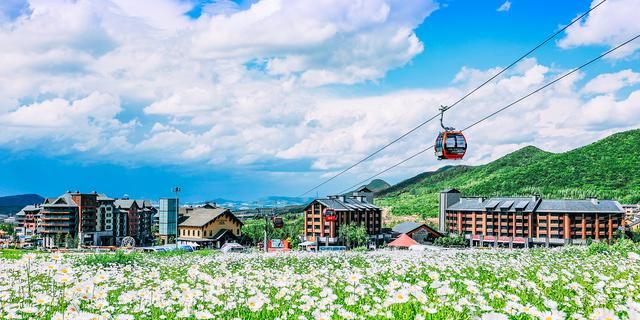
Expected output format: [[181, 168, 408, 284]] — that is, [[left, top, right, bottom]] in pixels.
[[559, 0, 640, 58], [0, 0, 638, 190], [0, 92, 135, 153], [582, 69, 640, 94]]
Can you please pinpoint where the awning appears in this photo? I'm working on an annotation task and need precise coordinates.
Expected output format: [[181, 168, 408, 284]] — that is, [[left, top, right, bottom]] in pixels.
[[299, 241, 316, 246], [388, 234, 418, 248]]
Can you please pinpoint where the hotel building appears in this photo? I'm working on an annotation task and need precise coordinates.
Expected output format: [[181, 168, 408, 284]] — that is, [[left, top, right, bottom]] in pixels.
[[302, 186, 382, 245], [440, 189, 625, 247]]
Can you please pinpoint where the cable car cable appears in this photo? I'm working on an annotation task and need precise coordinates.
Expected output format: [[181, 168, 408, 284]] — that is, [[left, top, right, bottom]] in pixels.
[[297, 0, 609, 197], [338, 33, 640, 194]]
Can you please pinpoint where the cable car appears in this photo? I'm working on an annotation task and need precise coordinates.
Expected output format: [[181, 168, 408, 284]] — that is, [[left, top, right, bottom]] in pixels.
[[324, 209, 336, 222], [434, 106, 467, 160], [272, 217, 284, 229]]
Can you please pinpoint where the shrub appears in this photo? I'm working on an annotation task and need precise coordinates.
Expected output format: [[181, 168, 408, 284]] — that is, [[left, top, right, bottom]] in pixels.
[[434, 234, 467, 247]]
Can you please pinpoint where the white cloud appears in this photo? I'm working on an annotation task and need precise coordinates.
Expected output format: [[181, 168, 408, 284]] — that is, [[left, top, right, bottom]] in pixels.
[[559, 0, 640, 58], [582, 69, 640, 94], [0, 92, 135, 153], [0, 0, 638, 191], [497, 1, 511, 12], [192, 0, 435, 86]]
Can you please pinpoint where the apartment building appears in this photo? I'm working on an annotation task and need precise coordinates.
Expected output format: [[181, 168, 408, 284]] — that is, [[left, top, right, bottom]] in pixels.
[[40, 192, 79, 248], [440, 189, 625, 247], [96, 195, 116, 246], [114, 199, 156, 246], [302, 186, 382, 246], [15, 205, 41, 236]]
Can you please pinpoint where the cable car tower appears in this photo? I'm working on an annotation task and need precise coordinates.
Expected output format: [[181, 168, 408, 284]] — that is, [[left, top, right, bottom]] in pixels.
[[434, 106, 467, 160]]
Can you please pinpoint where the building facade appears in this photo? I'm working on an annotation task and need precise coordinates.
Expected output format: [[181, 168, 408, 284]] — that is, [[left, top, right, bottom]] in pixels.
[[302, 187, 382, 246], [623, 204, 640, 230], [71, 192, 98, 246], [40, 192, 79, 248], [177, 203, 243, 248], [440, 190, 625, 247], [391, 222, 442, 244], [96, 195, 116, 246], [159, 198, 178, 244], [15, 205, 41, 236], [114, 199, 156, 246]]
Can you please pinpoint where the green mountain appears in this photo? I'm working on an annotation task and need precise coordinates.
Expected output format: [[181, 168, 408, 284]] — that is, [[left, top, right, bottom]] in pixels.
[[366, 179, 391, 192], [375, 129, 640, 218]]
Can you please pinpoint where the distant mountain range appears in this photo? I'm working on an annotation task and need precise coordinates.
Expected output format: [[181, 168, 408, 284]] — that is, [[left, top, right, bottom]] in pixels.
[[0, 194, 44, 207], [376, 128, 640, 218], [0, 194, 45, 217], [195, 196, 314, 210]]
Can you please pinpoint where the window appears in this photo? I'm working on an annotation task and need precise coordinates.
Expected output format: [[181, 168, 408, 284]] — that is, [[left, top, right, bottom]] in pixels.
[[446, 136, 456, 148], [455, 135, 466, 148]]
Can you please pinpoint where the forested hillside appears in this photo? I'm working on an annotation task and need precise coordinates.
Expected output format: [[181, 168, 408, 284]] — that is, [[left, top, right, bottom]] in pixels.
[[376, 129, 640, 218]]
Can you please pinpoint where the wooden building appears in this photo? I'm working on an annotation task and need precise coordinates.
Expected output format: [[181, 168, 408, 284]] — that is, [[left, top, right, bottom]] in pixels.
[[439, 189, 625, 247], [391, 222, 442, 244], [177, 203, 243, 248], [302, 187, 382, 246]]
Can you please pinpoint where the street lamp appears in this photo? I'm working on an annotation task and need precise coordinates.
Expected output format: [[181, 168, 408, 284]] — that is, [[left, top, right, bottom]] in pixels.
[[172, 186, 181, 248]]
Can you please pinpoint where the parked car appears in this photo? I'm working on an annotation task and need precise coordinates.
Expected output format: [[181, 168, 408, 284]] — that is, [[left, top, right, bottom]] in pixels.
[[221, 242, 245, 253]]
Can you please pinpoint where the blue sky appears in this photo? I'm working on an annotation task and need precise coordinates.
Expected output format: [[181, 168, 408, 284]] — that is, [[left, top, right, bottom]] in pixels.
[[0, 0, 638, 202]]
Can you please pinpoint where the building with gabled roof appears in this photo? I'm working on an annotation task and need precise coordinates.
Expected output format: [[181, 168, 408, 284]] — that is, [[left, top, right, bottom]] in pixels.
[[391, 222, 442, 244], [15, 204, 41, 236], [177, 203, 243, 248], [440, 189, 625, 247], [302, 188, 382, 246]]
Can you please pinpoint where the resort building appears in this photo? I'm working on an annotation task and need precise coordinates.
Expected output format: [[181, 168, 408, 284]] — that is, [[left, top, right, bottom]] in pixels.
[[391, 222, 442, 244], [623, 204, 640, 230], [96, 195, 116, 246], [15, 205, 41, 236], [302, 187, 382, 246], [40, 192, 80, 248], [439, 189, 625, 247], [177, 203, 243, 248], [114, 199, 156, 246]]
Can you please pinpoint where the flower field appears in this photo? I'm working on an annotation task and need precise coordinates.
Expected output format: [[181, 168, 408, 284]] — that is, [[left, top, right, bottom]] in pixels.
[[1, 244, 640, 320]]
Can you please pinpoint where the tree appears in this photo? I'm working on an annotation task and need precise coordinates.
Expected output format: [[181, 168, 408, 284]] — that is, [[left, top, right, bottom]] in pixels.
[[339, 223, 369, 248]]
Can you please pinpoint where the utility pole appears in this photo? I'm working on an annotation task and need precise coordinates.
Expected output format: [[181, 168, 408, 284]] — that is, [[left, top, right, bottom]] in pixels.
[[172, 186, 181, 248], [261, 207, 269, 253]]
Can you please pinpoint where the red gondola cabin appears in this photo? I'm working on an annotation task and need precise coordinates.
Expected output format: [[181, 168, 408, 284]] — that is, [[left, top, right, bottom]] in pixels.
[[435, 131, 467, 160], [273, 217, 284, 229]]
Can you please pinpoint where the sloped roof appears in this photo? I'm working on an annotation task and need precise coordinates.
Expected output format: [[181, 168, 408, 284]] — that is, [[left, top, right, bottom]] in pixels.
[[448, 196, 623, 214], [537, 199, 623, 213], [307, 196, 380, 211], [448, 197, 539, 212], [388, 234, 419, 248], [97, 194, 114, 201], [114, 199, 137, 209], [18, 205, 41, 214], [42, 193, 78, 208], [392, 222, 443, 237], [179, 207, 242, 227], [392, 222, 423, 234]]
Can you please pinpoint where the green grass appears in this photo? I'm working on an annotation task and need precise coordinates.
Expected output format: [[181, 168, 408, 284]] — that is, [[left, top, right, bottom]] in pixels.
[[376, 129, 640, 217], [0, 249, 28, 260], [81, 250, 142, 266]]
